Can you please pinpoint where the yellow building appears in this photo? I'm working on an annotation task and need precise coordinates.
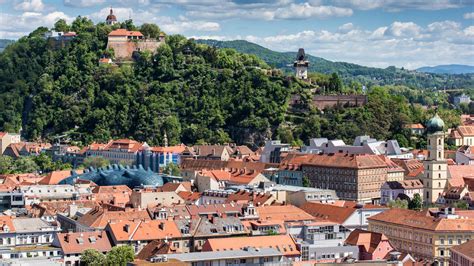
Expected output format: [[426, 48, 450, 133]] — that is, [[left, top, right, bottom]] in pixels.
[[368, 208, 474, 265]]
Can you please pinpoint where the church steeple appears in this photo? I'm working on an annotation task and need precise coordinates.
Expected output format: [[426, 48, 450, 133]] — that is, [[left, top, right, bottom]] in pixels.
[[106, 7, 118, 25]]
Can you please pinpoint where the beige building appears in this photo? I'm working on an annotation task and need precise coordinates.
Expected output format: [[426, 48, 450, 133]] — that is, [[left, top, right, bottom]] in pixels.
[[449, 125, 474, 146], [368, 208, 474, 265], [301, 153, 388, 203], [130, 189, 184, 208], [422, 114, 449, 204], [450, 240, 474, 266], [0, 132, 21, 154]]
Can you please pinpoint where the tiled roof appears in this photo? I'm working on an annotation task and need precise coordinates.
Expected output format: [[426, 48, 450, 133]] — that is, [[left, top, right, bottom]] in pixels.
[[368, 208, 474, 231], [256, 205, 314, 222], [77, 207, 151, 229], [457, 125, 474, 137], [301, 201, 387, 224], [404, 123, 424, 129], [450, 129, 461, 139], [0, 216, 15, 233], [29, 200, 99, 217], [345, 228, 391, 253], [226, 190, 274, 206], [202, 235, 300, 257], [385, 179, 423, 190], [39, 170, 79, 185], [136, 240, 179, 261], [108, 29, 144, 37], [301, 153, 388, 169], [54, 231, 111, 254], [0, 132, 6, 138], [107, 219, 181, 242], [450, 240, 474, 260], [186, 203, 243, 217], [448, 165, 474, 187], [177, 191, 201, 202], [191, 216, 247, 237], [149, 144, 186, 153], [181, 159, 278, 172]]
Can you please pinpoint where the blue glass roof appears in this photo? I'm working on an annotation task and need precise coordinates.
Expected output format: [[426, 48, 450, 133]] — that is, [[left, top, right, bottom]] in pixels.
[[59, 164, 167, 188]]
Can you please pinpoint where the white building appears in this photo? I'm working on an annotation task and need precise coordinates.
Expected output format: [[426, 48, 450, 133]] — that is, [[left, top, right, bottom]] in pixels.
[[260, 140, 291, 163], [303, 136, 412, 159], [19, 184, 90, 206], [380, 180, 424, 205]]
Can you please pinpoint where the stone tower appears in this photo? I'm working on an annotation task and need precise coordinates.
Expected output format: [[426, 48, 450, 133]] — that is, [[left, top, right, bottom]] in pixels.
[[422, 113, 448, 204], [106, 8, 118, 25], [294, 48, 309, 80]]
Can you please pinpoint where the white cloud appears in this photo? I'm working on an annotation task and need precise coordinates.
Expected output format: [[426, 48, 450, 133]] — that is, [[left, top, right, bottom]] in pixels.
[[88, 7, 220, 33], [192, 20, 474, 69], [0, 11, 73, 39], [63, 0, 106, 8], [273, 3, 353, 19], [464, 12, 474, 19], [14, 0, 45, 12], [333, 0, 472, 11], [338, 22, 354, 32]]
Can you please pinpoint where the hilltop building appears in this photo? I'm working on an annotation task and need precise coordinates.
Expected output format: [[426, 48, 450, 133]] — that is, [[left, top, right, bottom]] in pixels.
[[107, 29, 165, 60], [105, 8, 118, 25], [294, 48, 309, 80], [421, 114, 449, 204]]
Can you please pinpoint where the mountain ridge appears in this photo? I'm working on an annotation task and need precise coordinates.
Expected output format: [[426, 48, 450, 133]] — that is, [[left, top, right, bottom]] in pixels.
[[416, 64, 474, 74], [195, 39, 474, 89]]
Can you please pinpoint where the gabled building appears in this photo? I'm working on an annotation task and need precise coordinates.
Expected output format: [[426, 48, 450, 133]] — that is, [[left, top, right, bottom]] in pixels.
[[52, 231, 112, 266], [455, 145, 474, 165], [448, 125, 474, 146], [345, 229, 394, 260], [380, 180, 424, 205], [202, 234, 301, 261], [301, 201, 388, 230]]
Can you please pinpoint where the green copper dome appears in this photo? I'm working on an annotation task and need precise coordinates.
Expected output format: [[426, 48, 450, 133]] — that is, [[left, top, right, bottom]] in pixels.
[[427, 113, 445, 133]]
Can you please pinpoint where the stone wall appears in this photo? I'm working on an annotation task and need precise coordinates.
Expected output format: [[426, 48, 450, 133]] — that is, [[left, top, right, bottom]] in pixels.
[[107, 39, 164, 60]]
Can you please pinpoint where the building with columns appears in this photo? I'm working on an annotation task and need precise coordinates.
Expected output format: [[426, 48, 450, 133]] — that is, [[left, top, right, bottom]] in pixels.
[[422, 114, 449, 204]]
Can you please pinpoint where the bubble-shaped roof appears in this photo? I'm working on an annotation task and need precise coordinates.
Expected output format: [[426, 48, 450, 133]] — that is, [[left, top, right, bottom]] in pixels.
[[59, 164, 166, 188], [426, 113, 445, 134]]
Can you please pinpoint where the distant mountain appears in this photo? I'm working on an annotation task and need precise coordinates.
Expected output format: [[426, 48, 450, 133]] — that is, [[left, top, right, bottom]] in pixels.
[[196, 39, 474, 89], [0, 39, 14, 52], [416, 64, 474, 74]]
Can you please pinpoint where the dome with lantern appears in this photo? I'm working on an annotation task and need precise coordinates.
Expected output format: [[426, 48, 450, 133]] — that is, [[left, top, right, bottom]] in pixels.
[[426, 113, 445, 133]]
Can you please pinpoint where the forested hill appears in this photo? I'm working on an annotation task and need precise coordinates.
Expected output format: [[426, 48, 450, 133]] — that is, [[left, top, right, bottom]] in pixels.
[[196, 39, 474, 89], [0, 39, 15, 52], [0, 18, 297, 147]]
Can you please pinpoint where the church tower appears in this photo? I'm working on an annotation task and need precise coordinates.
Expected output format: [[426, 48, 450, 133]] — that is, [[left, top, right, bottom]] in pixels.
[[294, 48, 309, 80], [422, 113, 448, 204], [106, 8, 118, 25]]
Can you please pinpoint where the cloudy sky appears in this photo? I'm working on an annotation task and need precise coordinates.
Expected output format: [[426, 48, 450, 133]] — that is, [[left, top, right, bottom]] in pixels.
[[1, 0, 473, 69]]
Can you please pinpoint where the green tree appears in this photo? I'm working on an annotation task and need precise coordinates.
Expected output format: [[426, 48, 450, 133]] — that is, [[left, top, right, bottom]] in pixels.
[[408, 193, 423, 211], [81, 249, 106, 266], [388, 199, 408, 209], [106, 245, 134, 266], [54, 19, 70, 32], [453, 201, 469, 210], [302, 176, 311, 187], [140, 23, 161, 39], [161, 162, 180, 176], [328, 72, 343, 93], [82, 156, 110, 169], [14, 157, 39, 173], [0, 156, 14, 174]]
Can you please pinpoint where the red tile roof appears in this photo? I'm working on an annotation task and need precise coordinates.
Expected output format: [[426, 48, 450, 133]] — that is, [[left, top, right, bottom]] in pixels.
[[39, 170, 79, 185], [54, 231, 112, 254], [202, 235, 300, 257], [108, 29, 144, 37], [345, 229, 391, 253], [0, 216, 15, 233], [107, 219, 181, 242], [450, 238, 474, 260], [457, 125, 474, 137], [301, 201, 387, 224], [301, 153, 388, 169], [256, 205, 314, 222], [368, 208, 474, 231], [448, 165, 474, 187], [77, 207, 151, 229]]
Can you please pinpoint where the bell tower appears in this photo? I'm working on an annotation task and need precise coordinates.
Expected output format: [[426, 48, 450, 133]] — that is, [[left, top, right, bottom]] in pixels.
[[422, 113, 448, 204], [294, 48, 309, 80]]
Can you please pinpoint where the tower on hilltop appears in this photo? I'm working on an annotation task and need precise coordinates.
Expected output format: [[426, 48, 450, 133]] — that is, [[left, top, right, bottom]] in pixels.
[[106, 8, 118, 25], [294, 48, 309, 80], [422, 113, 449, 204]]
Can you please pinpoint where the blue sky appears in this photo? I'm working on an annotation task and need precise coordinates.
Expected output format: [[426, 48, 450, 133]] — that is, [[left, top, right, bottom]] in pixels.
[[1, 0, 473, 69]]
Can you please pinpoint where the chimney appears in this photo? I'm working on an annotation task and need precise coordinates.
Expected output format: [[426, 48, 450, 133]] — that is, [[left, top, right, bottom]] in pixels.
[[159, 222, 165, 230], [124, 224, 130, 232]]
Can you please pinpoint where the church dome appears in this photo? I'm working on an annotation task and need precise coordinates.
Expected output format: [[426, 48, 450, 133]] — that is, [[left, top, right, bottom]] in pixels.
[[426, 113, 445, 133], [106, 8, 117, 22]]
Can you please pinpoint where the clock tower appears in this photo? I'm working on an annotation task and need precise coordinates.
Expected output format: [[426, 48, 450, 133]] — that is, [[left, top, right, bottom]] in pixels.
[[294, 48, 309, 80], [422, 113, 448, 204]]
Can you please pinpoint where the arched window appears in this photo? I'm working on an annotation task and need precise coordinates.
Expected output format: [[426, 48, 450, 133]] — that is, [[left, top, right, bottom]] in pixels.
[[438, 139, 441, 145], [438, 182, 441, 187]]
